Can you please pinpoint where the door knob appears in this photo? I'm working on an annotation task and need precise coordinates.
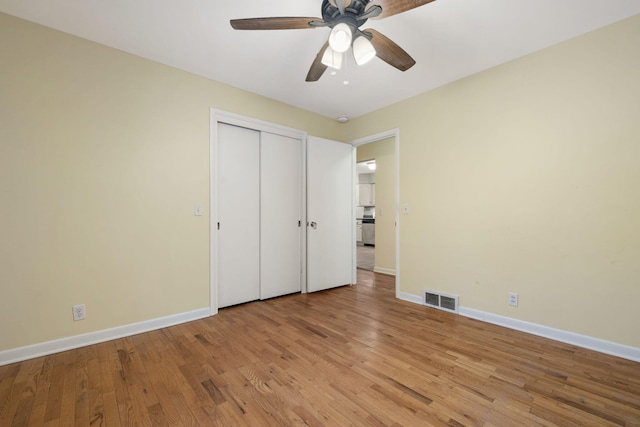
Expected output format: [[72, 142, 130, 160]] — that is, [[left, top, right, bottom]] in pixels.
[[310, 221, 317, 229]]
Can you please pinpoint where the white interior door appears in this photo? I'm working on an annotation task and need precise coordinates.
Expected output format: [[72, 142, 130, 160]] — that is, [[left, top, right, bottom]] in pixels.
[[217, 123, 260, 307], [307, 136, 354, 292], [260, 132, 302, 299]]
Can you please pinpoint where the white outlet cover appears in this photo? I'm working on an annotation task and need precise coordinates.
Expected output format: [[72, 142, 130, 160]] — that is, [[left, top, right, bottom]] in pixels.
[[73, 304, 86, 321]]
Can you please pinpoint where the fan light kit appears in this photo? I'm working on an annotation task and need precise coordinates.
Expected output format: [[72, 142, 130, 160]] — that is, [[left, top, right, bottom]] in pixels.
[[329, 23, 353, 52], [230, 0, 436, 81], [353, 36, 376, 65], [321, 46, 343, 69]]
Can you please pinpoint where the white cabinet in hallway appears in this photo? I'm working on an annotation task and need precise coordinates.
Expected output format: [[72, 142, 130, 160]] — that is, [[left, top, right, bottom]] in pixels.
[[216, 123, 301, 308], [358, 183, 375, 206]]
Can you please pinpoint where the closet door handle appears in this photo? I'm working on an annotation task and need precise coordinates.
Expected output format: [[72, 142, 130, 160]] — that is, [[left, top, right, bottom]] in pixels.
[[309, 221, 317, 229]]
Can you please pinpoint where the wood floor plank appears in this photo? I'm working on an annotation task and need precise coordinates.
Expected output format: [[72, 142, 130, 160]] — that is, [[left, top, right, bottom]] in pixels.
[[2, 270, 640, 426], [73, 346, 90, 426], [58, 353, 76, 426]]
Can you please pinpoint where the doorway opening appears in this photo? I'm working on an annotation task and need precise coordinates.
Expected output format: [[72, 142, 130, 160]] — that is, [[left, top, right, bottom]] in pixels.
[[356, 159, 376, 271], [352, 130, 398, 291]]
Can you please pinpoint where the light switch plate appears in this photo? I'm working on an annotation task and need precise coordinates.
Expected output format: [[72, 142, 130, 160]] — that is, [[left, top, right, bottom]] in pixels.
[[194, 204, 203, 216]]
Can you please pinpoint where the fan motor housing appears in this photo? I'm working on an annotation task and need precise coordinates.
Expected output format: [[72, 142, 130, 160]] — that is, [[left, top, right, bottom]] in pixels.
[[321, 0, 370, 28]]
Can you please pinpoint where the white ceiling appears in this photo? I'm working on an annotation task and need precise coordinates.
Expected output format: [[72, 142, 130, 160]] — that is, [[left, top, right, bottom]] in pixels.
[[2, 0, 639, 121]]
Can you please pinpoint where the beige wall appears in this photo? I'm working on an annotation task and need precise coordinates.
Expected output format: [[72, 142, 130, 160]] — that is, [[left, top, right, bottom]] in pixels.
[[357, 138, 395, 273], [346, 15, 640, 348], [3, 10, 639, 354], [0, 13, 344, 351]]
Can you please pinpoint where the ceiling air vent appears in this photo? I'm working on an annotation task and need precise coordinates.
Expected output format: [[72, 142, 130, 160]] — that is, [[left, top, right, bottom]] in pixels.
[[423, 290, 459, 314]]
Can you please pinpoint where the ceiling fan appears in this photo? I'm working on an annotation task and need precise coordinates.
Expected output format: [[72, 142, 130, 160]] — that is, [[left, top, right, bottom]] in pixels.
[[230, 0, 437, 82]]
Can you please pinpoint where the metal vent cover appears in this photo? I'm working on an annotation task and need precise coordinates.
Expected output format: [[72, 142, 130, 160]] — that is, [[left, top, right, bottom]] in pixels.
[[424, 291, 440, 307], [423, 290, 459, 314], [440, 295, 457, 311]]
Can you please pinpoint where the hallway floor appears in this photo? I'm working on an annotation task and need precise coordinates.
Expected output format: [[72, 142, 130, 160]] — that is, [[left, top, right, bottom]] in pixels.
[[357, 244, 374, 271]]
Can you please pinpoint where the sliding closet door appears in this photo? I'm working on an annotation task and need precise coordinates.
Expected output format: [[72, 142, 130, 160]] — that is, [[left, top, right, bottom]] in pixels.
[[260, 132, 302, 299], [217, 123, 260, 308]]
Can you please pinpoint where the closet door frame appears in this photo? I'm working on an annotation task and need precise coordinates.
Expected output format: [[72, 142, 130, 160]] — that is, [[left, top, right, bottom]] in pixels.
[[210, 109, 308, 315]]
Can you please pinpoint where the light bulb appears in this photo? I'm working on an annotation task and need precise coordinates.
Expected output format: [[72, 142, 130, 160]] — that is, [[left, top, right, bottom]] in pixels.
[[353, 36, 376, 65], [328, 23, 352, 53], [321, 46, 343, 69]]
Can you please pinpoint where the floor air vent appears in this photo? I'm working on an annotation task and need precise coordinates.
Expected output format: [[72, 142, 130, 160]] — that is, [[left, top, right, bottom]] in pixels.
[[423, 290, 459, 314]]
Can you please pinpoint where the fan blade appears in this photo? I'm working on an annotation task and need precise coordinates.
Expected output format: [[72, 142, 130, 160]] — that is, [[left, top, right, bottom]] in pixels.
[[367, 0, 437, 19], [306, 42, 330, 82], [230, 17, 322, 30], [364, 28, 416, 71]]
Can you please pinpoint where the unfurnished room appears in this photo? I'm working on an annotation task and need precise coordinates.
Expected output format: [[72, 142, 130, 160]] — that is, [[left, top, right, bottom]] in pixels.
[[1, 0, 640, 425]]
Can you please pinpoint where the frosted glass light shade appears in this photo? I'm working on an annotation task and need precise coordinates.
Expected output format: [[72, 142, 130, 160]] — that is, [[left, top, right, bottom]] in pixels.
[[321, 46, 343, 69], [328, 23, 352, 53], [353, 36, 376, 65]]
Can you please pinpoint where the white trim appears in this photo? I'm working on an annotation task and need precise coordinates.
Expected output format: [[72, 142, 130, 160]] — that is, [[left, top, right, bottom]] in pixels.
[[300, 129, 308, 293], [350, 129, 399, 148], [209, 111, 219, 315], [373, 267, 396, 276], [211, 109, 307, 140], [0, 308, 210, 366], [459, 307, 640, 362], [350, 129, 400, 297], [351, 146, 358, 285], [397, 291, 423, 305]]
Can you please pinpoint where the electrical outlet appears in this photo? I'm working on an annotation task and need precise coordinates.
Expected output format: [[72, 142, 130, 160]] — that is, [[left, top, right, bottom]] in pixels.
[[73, 304, 86, 321], [508, 292, 519, 307]]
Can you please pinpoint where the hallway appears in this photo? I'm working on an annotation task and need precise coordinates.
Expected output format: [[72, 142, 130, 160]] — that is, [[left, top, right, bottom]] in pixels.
[[357, 244, 374, 271]]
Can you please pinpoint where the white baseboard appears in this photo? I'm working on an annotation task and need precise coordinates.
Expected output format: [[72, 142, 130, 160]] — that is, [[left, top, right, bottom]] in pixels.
[[397, 293, 639, 363], [458, 307, 640, 363], [6, 299, 638, 366], [373, 267, 396, 276], [397, 291, 423, 305], [0, 308, 210, 366]]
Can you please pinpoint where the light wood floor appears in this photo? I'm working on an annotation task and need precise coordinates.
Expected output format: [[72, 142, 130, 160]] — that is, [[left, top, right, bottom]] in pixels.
[[1, 271, 639, 426]]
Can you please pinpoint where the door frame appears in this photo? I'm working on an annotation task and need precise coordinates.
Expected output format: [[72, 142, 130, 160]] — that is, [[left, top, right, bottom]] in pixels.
[[210, 109, 308, 315], [350, 128, 400, 297]]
